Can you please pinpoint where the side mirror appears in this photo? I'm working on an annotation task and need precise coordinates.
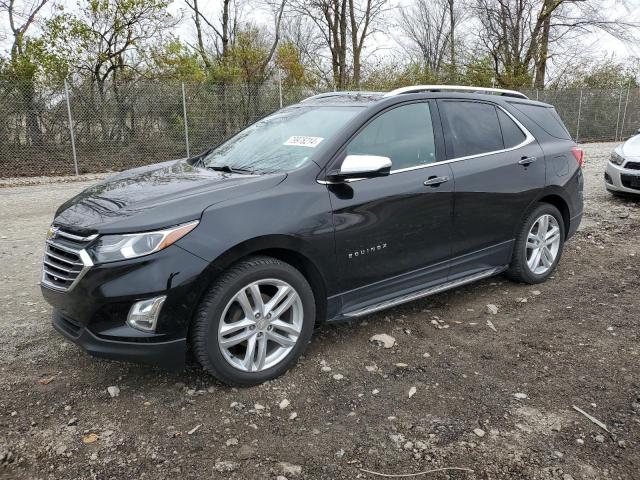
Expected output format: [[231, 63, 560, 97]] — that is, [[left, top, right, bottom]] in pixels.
[[329, 154, 392, 180]]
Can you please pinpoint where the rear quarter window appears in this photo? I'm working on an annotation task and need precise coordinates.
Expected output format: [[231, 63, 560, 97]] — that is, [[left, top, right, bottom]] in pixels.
[[509, 102, 572, 140]]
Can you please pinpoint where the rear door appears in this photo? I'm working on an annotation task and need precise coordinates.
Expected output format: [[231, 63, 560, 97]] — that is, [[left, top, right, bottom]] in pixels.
[[438, 99, 545, 279]]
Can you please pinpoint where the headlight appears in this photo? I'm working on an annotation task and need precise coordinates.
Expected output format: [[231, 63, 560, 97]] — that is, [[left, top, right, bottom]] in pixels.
[[610, 152, 625, 165], [88, 221, 199, 264]]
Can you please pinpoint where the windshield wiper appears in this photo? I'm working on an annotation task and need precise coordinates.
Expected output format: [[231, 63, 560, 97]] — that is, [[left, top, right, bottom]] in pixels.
[[204, 165, 255, 174]]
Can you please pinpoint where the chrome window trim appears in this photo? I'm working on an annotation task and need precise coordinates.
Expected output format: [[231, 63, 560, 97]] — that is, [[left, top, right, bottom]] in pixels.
[[317, 104, 535, 184]]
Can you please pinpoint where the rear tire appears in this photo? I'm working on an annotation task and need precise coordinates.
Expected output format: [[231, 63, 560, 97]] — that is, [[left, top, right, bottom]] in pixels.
[[506, 203, 565, 284], [191, 256, 315, 387]]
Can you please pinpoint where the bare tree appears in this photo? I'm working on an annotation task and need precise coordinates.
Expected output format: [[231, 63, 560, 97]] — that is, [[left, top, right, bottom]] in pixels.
[[534, 0, 640, 88], [184, 0, 240, 64], [398, 0, 451, 72], [475, 0, 640, 88], [348, 0, 389, 87], [281, 15, 331, 85], [303, 0, 349, 88], [294, 0, 388, 88], [1, 0, 50, 144], [3, 0, 50, 61], [185, 0, 286, 75]]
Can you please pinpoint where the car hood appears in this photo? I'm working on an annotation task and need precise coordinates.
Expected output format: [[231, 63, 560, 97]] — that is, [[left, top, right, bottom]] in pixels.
[[54, 159, 286, 234], [621, 134, 640, 159]]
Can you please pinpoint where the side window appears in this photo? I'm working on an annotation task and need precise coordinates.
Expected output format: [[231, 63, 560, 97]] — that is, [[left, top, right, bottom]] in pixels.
[[509, 102, 572, 140], [441, 101, 503, 158], [346, 103, 436, 170], [497, 108, 527, 148]]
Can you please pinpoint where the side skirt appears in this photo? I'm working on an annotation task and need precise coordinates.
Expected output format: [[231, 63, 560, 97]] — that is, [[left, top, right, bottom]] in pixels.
[[329, 265, 507, 321]]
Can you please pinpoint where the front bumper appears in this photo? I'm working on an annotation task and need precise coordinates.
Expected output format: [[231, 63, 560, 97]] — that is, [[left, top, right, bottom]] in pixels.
[[605, 161, 640, 195], [41, 244, 212, 370], [52, 310, 187, 370]]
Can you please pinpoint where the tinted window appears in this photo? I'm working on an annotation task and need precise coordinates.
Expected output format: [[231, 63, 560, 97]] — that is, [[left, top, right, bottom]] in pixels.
[[346, 103, 436, 170], [497, 108, 526, 148], [441, 101, 503, 157], [202, 106, 361, 173], [510, 103, 572, 140]]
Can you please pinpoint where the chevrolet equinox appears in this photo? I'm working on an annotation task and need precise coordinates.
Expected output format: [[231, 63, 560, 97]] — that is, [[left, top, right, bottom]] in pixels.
[[41, 85, 584, 386]]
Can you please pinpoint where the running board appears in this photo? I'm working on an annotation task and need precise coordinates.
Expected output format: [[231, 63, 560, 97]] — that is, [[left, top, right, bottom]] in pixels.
[[343, 266, 505, 318]]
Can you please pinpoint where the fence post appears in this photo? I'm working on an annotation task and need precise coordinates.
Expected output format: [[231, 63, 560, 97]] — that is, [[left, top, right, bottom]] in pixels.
[[615, 87, 624, 141], [278, 69, 283, 109], [575, 89, 583, 143], [620, 81, 631, 141], [181, 82, 190, 158], [64, 80, 79, 176]]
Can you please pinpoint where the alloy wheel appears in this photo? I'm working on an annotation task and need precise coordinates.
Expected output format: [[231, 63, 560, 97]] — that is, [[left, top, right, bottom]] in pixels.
[[217, 279, 303, 372], [526, 214, 561, 275]]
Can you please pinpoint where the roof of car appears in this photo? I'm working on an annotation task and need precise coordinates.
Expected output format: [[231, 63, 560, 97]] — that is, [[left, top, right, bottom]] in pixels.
[[298, 86, 551, 108]]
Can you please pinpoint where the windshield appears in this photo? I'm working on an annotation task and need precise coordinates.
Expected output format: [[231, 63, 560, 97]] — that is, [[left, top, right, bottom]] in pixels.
[[199, 106, 362, 173]]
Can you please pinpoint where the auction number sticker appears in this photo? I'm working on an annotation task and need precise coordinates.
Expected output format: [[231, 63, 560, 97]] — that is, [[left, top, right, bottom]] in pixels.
[[283, 136, 324, 148]]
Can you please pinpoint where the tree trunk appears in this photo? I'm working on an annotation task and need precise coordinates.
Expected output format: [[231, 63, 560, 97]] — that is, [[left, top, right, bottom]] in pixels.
[[448, 0, 455, 77], [192, 0, 211, 68], [21, 80, 42, 146], [534, 15, 551, 89], [338, 0, 348, 88], [222, 0, 231, 58], [349, 0, 360, 88]]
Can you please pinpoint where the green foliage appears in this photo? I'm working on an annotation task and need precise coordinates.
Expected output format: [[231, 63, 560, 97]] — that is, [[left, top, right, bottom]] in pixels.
[[148, 39, 206, 82], [457, 56, 495, 87], [43, 0, 172, 86], [358, 56, 497, 91], [227, 27, 271, 83], [551, 58, 639, 89], [495, 64, 534, 89], [276, 42, 307, 87]]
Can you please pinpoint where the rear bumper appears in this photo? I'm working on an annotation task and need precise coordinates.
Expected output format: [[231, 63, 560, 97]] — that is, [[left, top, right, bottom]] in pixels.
[[567, 211, 582, 239], [53, 309, 187, 370]]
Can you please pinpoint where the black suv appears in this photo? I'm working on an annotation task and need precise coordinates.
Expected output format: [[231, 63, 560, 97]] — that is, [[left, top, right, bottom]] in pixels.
[[41, 85, 584, 386]]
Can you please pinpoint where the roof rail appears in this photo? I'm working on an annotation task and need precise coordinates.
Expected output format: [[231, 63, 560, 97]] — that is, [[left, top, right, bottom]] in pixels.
[[300, 91, 384, 103], [384, 85, 528, 100]]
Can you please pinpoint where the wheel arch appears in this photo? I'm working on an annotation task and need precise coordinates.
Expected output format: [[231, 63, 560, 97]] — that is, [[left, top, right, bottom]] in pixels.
[[536, 193, 571, 238], [193, 235, 331, 330]]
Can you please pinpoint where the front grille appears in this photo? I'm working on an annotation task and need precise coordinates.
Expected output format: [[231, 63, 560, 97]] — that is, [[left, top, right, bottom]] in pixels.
[[625, 161, 640, 171], [621, 174, 640, 191], [42, 228, 97, 291]]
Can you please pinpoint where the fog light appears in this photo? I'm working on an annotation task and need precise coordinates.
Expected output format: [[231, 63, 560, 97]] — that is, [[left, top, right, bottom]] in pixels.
[[127, 296, 166, 332]]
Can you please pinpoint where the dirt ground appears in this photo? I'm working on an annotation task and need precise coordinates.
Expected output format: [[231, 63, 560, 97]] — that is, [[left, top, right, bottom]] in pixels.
[[0, 142, 638, 480]]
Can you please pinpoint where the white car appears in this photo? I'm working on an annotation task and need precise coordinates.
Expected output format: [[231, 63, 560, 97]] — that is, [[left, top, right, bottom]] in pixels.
[[606, 129, 640, 196]]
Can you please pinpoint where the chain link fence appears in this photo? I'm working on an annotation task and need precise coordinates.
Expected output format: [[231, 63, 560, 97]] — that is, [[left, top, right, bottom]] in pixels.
[[1, 81, 639, 178]]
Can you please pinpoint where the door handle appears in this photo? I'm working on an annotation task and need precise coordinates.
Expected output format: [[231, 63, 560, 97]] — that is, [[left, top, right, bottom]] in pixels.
[[423, 175, 450, 187], [518, 156, 537, 166]]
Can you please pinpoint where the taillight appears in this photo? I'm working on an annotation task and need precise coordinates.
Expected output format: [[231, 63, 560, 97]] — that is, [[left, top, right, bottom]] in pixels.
[[571, 147, 585, 168]]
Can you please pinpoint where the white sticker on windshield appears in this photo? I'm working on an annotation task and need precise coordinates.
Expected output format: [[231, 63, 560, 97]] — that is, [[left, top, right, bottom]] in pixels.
[[283, 136, 324, 148]]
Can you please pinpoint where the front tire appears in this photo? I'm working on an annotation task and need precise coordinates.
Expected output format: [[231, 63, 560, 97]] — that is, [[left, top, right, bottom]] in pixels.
[[191, 256, 315, 386], [506, 203, 565, 284]]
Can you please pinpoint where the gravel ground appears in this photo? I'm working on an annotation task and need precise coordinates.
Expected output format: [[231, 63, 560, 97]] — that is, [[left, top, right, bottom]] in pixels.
[[1, 142, 639, 480]]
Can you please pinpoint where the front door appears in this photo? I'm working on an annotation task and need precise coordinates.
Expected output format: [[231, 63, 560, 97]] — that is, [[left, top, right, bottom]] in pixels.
[[326, 101, 454, 313]]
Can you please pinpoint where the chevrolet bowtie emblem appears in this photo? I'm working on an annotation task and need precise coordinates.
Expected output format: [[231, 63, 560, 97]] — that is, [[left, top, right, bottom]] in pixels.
[[47, 226, 60, 240]]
